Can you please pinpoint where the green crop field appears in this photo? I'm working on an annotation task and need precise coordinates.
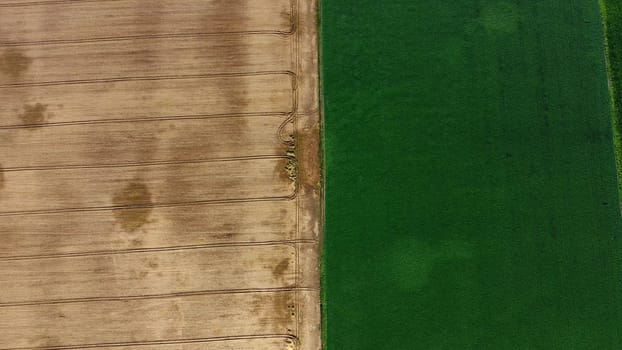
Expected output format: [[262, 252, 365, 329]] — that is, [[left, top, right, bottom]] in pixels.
[[602, 0, 622, 193], [322, 0, 622, 349]]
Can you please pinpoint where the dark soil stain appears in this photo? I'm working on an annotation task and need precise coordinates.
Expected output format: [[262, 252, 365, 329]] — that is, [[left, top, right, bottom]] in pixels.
[[0, 165, 4, 191], [273, 258, 290, 278], [112, 182, 153, 232], [147, 259, 159, 269], [19, 103, 48, 125], [214, 233, 234, 240], [275, 292, 295, 333], [0, 49, 32, 78]]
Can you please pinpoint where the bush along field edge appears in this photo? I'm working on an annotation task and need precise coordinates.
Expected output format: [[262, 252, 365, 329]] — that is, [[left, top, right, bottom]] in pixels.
[[601, 0, 622, 208]]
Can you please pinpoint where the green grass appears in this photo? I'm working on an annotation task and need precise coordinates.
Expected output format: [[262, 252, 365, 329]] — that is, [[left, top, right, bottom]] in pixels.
[[601, 0, 622, 199], [322, 0, 622, 349]]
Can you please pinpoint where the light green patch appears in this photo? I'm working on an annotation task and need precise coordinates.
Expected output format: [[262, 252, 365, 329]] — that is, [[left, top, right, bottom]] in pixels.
[[388, 238, 474, 291], [388, 239, 436, 291], [480, 1, 520, 33]]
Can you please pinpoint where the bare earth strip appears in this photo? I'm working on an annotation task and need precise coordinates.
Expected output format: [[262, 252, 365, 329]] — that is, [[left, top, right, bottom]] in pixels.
[[0, 116, 293, 168], [0, 73, 295, 127], [0, 34, 293, 84], [0, 1, 320, 349]]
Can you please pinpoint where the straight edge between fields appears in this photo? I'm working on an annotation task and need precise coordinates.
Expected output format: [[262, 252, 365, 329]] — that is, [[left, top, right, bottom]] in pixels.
[[294, 0, 323, 349], [317, 0, 328, 348], [316, 0, 328, 350]]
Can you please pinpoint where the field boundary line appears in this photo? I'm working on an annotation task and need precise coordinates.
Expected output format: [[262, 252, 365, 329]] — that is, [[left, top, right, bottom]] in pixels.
[[0, 334, 298, 350]]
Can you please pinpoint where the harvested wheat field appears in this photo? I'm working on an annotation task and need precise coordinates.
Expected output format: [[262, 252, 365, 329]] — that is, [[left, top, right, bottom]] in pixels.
[[0, 1, 321, 349]]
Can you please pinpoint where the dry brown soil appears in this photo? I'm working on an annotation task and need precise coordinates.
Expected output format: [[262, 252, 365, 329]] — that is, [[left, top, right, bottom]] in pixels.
[[0, 1, 321, 349]]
